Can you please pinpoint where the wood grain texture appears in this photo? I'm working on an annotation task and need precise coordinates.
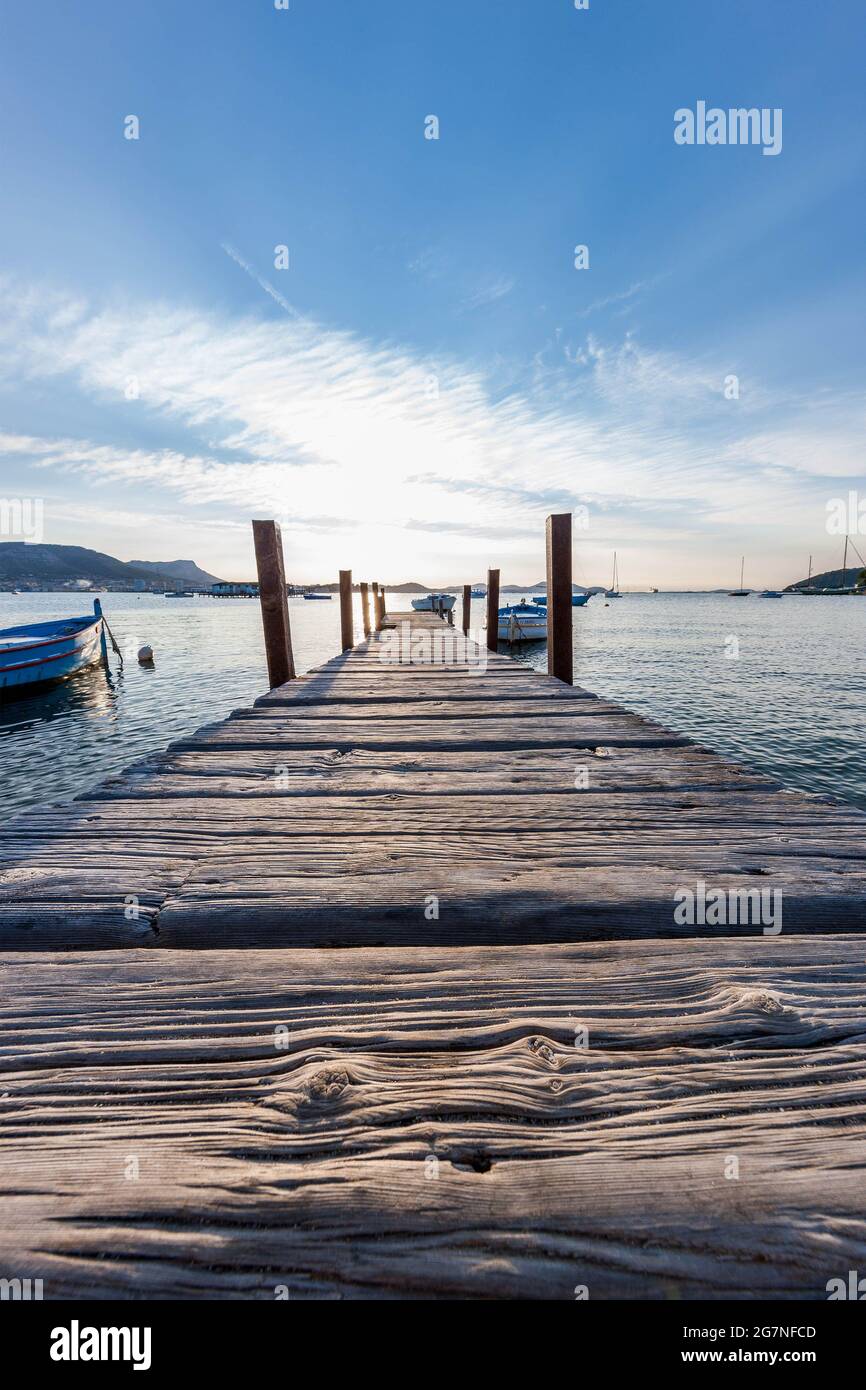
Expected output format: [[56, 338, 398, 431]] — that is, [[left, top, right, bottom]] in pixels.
[[1, 940, 865, 1299]]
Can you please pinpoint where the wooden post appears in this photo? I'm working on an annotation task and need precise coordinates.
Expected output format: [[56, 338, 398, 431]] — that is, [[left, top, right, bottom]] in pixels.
[[546, 512, 573, 685], [379, 585, 387, 626], [252, 520, 295, 688], [360, 582, 371, 638], [486, 568, 500, 652], [339, 570, 354, 651], [371, 582, 380, 632], [462, 584, 471, 635]]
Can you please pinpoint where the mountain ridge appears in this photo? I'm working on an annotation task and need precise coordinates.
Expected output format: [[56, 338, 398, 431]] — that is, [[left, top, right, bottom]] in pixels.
[[131, 559, 223, 587], [0, 543, 179, 589]]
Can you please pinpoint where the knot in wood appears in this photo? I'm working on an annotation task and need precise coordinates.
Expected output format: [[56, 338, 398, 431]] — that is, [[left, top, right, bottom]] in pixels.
[[528, 1037, 559, 1068], [306, 1068, 351, 1102]]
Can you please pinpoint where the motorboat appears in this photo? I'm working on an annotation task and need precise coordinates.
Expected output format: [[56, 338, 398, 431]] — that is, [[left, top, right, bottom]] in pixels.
[[532, 593, 589, 607], [411, 594, 457, 612], [496, 602, 547, 642]]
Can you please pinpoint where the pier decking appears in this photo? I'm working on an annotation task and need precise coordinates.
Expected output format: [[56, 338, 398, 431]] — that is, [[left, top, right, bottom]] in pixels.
[[2, 610, 866, 1298]]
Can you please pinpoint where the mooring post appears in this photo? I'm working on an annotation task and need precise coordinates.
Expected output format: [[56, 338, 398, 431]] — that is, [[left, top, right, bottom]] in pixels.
[[339, 569, 354, 651], [371, 582, 380, 631], [252, 519, 296, 688], [379, 585, 387, 626], [462, 584, 471, 635], [546, 512, 573, 685], [360, 582, 372, 638], [486, 568, 500, 652]]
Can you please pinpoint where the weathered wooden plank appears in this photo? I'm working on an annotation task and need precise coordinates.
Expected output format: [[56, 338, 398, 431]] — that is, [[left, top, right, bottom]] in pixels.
[[1, 940, 865, 1298], [255, 680, 601, 705], [239, 698, 630, 721], [3, 854, 863, 949], [17, 788, 862, 835], [83, 763, 779, 800], [101, 745, 776, 792], [172, 715, 689, 752]]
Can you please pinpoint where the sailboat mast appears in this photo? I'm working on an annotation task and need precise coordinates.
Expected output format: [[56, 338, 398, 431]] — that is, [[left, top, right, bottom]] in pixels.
[[739, 556, 744, 589], [843, 534, 848, 587]]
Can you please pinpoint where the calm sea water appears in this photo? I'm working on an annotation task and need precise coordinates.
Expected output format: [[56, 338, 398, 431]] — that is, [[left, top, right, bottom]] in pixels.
[[1, 590, 864, 818]]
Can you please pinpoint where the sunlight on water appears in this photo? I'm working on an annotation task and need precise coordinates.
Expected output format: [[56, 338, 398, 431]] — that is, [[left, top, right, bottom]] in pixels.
[[1, 590, 865, 817]]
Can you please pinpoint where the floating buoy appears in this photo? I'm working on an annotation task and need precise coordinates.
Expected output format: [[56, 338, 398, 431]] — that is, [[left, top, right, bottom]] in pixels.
[[137, 645, 154, 664]]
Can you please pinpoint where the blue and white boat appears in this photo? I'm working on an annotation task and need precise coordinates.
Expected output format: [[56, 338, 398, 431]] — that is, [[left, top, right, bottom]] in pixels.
[[532, 593, 589, 608], [496, 602, 547, 642], [303, 592, 332, 600], [411, 593, 456, 612], [0, 600, 106, 696]]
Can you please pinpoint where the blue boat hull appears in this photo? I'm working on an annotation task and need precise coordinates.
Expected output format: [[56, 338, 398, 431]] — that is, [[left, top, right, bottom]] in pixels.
[[0, 615, 104, 695], [532, 594, 590, 607]]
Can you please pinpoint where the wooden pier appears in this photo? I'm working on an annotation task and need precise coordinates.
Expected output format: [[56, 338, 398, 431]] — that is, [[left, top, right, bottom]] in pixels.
[[2, 529, 866, 1298]]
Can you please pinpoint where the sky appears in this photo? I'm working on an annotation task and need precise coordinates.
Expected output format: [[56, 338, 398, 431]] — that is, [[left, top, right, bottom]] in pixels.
[[0, 0, 863, 587]]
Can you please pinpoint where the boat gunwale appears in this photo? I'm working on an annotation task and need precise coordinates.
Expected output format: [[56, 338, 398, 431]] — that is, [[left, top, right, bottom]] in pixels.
[[0, 617, 100, 660]]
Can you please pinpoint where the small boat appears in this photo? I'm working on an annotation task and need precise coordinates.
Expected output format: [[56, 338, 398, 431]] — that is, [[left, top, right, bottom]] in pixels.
[[165, 590, 195, 598], [496, 602, 547, 642], [470, 588, 486, 598], [303, 592, 332, 600], [411, 593, 457, 612], [0, 600, 105, 696], [729, 557, 749, 596], [759, 590, 782, 598], [532, 593, 589, 607], [606, 551, 622, 598], [650, 586, 659, 593]]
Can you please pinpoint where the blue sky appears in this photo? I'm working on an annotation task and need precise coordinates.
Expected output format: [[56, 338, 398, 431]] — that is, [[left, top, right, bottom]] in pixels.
[[0, 0, 863, 585]]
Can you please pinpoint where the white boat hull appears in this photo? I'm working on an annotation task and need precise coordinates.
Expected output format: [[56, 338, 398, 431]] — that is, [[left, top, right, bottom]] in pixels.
[[411, 595, 456, 612], [497, 613, 548, 642]]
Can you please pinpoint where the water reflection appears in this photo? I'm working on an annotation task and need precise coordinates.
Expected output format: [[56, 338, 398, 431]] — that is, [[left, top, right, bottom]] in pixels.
[[0, 660, 118, 734]]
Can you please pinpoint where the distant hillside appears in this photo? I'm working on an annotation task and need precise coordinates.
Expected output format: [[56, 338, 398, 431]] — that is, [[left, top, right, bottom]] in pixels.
[[132, 559, 223, 587], [0, 543, 175, 589], [784, 565, 866, 593]]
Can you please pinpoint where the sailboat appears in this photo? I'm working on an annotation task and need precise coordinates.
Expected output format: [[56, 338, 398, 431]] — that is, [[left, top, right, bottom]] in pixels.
[[794, 555, 817, 595], [829, 535, 858, 594], [605, 552, 622, 598], [728, 557, 749, 596]]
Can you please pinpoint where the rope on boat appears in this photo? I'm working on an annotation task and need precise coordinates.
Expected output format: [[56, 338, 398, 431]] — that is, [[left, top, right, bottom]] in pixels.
[[101, 614, 124, 667]]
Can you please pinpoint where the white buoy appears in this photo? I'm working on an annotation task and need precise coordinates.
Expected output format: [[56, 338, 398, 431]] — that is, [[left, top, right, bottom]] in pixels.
[[137, 645, 154, 664]]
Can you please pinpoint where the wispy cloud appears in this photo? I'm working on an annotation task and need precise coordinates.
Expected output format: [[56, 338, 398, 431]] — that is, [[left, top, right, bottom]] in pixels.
[[0, 279, 862, 580], [460, 276, 516, 313], [576, 277, 662, 320]]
